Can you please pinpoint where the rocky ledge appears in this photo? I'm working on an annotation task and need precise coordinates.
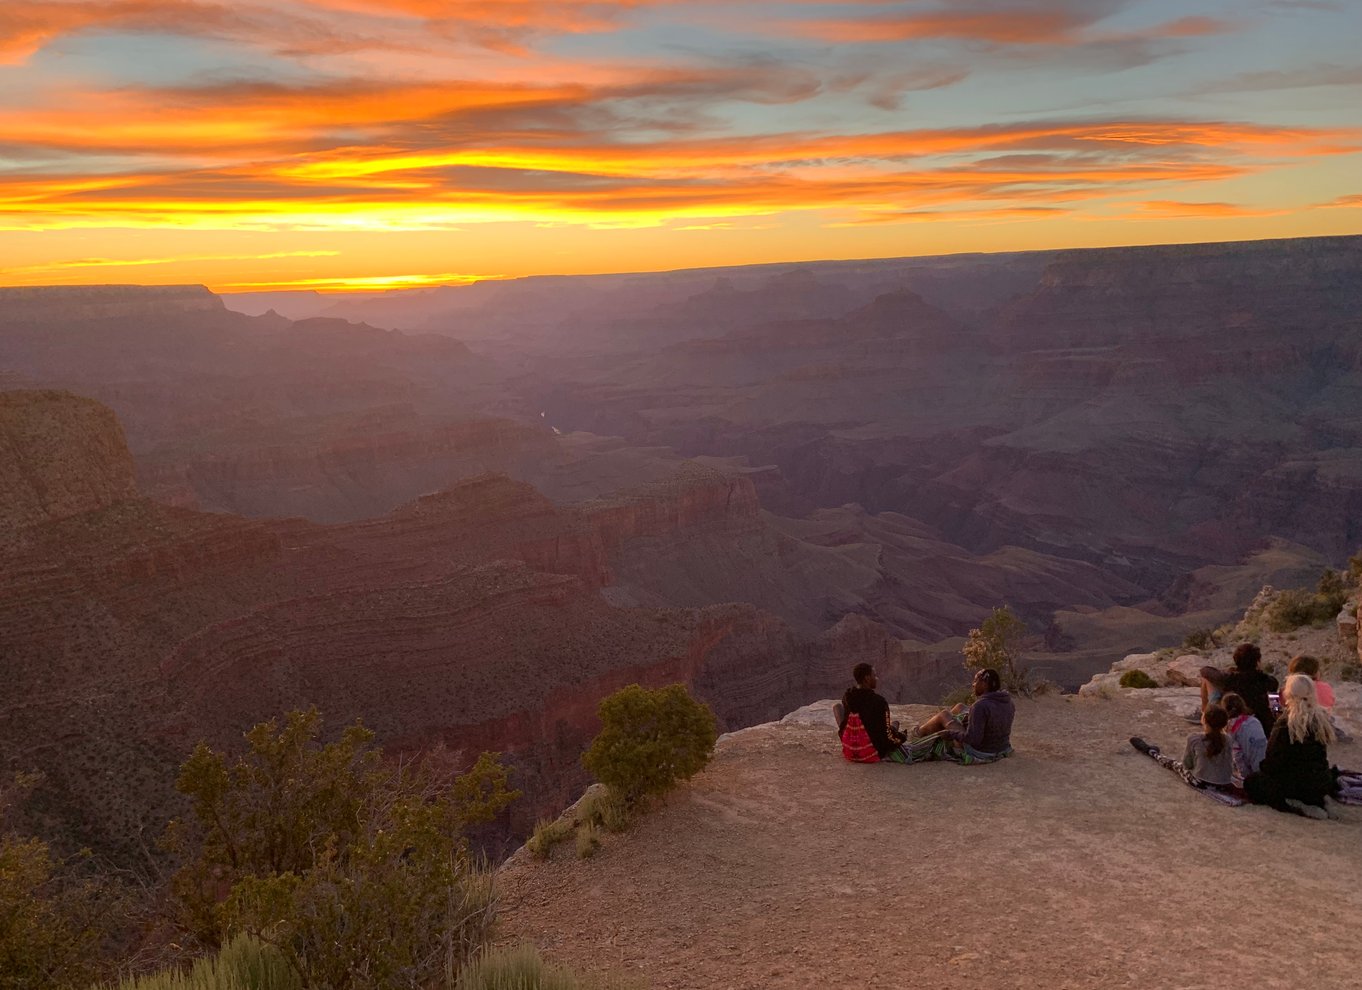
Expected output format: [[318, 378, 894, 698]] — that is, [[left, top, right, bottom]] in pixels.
[[498, 693, 1360, 989], [1077, 615, 1362, 738]]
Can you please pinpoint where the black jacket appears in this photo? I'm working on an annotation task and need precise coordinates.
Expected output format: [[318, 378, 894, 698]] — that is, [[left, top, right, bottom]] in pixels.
[[1245, 719, 1334, 807], [841, 686, 906, 758]]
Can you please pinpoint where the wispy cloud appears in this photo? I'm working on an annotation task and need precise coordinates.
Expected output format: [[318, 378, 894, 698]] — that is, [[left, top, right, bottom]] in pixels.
[[1126, 200, 1287, 219], [0, 249, 339, 276]]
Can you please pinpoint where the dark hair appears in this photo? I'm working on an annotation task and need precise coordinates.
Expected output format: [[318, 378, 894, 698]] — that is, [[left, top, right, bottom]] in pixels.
[[1203, 704, 1229, 758], [1221, 692, 1247, 718], [1288, 654, 1320, 678], [1232, 643, 1261, 672], [852, 662, 874, 685], [975, 668, 1001, 692]]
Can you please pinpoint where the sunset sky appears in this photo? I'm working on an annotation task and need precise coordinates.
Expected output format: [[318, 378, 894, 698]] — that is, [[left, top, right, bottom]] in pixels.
[[2, 0, 1360, 291]]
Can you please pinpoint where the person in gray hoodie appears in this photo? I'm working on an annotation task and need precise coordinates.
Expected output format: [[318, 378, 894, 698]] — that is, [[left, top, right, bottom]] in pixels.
[[1222, 692, 1267, 783], [913, 668, 1016, 763]]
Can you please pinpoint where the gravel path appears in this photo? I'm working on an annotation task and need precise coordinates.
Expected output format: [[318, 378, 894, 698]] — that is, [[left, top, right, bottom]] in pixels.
[[498, 695, 1362, 990]]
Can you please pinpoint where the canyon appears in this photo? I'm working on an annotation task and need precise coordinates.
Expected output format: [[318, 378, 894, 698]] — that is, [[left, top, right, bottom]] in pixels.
[[4, 234, 1361, 860], [0, 392, 910, 857]]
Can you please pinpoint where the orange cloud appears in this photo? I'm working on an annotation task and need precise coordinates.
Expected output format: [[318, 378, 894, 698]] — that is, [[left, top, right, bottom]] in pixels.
[[0, 0, 690, 65], [3, 105, 1355, 236], [0, 249, 339, 277], [1130, 200, 1287, 219], [791, 9, 1088, 45], [784, 4, 1240, 50]]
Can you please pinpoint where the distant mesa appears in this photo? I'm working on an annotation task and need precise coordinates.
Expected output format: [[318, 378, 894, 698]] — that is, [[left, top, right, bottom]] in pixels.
[[0, 284, 222, 324]]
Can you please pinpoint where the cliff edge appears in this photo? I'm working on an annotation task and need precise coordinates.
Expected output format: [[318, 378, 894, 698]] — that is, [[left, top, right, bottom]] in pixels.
[[498, 695, 1361, 990]]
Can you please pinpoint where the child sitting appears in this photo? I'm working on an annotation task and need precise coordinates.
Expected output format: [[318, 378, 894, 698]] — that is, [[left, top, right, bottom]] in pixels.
[[1131, 704, 1234, 792], [1222, 692, 1266, 783]]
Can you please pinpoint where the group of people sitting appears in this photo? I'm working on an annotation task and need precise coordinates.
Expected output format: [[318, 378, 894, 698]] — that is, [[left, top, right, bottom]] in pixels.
[[1130, 644, 1346, 819], [836, 662, 1015, 766], [835, 644, 1352, 821]]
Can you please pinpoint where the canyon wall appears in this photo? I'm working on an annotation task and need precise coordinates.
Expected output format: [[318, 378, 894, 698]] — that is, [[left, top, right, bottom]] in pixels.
[[0, 390, 138, 531], [1, 393, 920, 858]]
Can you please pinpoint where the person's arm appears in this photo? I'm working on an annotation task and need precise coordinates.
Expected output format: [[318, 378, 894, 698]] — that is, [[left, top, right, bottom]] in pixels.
[[953, 702, 987, 749], [860, 694, 895, 756], [1246, 722, 1268, 773], [837, 689, 851, 736], [1200, 666, 1226, 688], [1182, 735, 1197, 773]]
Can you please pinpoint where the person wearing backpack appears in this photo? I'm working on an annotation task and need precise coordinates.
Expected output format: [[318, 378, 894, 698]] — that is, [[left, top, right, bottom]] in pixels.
[[836, 663, 910, 764]]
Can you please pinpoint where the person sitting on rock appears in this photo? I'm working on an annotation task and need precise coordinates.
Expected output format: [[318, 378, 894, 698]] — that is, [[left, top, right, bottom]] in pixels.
[[1243, 674, 1338, 819], [909, 668, 1016, 764], [1131, 705, 1235, 794], [1198, 644, 1277, 733], [1222, 692, 1267, 782], [1287, 654, 1348, 741], [836, 662, 910, 764]]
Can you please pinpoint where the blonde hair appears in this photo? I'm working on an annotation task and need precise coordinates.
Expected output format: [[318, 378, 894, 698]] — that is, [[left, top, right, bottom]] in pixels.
[[1282, 674, 1335, 746]]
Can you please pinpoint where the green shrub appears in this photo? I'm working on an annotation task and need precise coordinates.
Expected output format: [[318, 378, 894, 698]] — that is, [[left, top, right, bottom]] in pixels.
[[1263, 584, 1342, 633], [0, 773, 123, 990], [1340, 664, 1362, 684], [526, 818, 573, 861], [582, 685, 717, 810], [0, 835, 101, 990], [1181, 628, 1215, 652], [938, 685, 974, 708], [457, 943, 639, 990], [962, 606, 1034, 697], [167, 709, 518, 990], [1317, 568, 1350, 616], [104, 935, 299, 990], [1119, 670, 1158, 689]]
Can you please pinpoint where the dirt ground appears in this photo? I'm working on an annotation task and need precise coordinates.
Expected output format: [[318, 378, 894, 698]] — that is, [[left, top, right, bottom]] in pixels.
[[498, 694, 1362, 990]]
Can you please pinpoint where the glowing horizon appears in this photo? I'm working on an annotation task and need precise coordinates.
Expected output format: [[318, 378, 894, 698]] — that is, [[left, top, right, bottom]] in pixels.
[[2, 0, 1360, 292]]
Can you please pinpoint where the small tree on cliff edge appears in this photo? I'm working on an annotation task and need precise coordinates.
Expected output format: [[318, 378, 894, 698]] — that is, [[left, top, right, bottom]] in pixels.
[[963, 606, 1034, 698], [582, 684, 717, 811]]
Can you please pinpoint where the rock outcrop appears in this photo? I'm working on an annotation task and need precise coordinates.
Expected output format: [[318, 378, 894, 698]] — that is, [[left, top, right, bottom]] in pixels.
[[0, 391, 139, 531]]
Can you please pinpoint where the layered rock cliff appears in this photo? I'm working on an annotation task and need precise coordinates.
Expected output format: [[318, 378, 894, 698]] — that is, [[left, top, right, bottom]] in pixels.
[[0, 390, 138, 531], [0, 284, 223, 323]]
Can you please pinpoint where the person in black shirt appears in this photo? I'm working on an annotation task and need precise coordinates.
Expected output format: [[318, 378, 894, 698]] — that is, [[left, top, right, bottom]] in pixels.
[[837, 663, 909, 763], [1199, 643, 1278, 734], [1244, 674, 1337, 818]]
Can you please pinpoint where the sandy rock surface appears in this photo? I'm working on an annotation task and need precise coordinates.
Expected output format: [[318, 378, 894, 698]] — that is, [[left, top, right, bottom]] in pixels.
[[498, 694, 1362, 990]]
